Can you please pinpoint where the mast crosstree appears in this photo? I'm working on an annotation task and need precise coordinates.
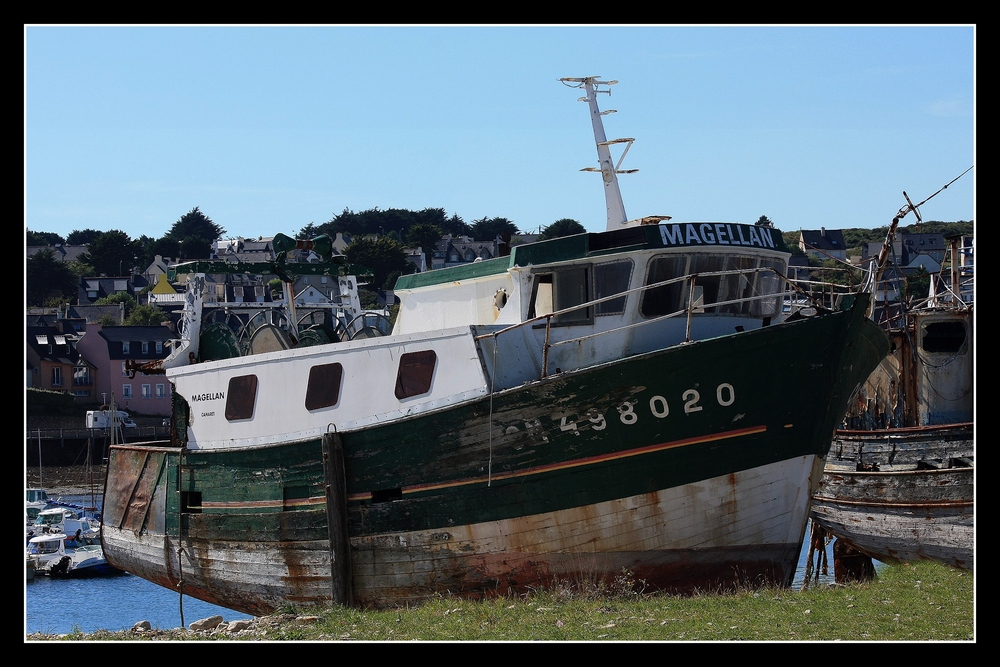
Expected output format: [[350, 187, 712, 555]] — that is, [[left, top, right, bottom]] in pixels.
[[560, 76, 639, 231]]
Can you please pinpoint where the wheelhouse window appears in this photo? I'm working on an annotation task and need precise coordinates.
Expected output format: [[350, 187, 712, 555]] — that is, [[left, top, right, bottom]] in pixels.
[[225, 375, 258, 420], [593, 259, 633, 316], [640, 253, 784, 318], [529, 267, 591, 325], [640, 256, 687, 318], [395, 350, 436, 399], [921, 320, 967, 354], [686, 255, 725, 313], [305, 362, 344, 410], [753, 260, 785, 317]]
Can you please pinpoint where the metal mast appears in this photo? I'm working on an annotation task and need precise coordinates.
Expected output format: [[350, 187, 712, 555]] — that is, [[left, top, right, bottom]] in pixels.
[[560, 76, 637, 231]]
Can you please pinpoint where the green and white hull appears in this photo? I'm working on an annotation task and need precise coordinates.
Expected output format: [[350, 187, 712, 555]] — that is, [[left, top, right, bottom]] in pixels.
[[102, 77, 893, 614], [103, 294, 887, 614]]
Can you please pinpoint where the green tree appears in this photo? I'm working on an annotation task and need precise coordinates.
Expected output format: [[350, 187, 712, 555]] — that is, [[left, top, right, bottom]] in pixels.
[[124, 303, 169, 326], [27, 230, 65, 246], [165, 207, 225, 260], [319, 206, 468, 241], [384, 270, 403, 290], [755, 215, 774, 228], [441, 213, 470, 237], [297, 223, 321, 240], [899, 220, 974, 236], [904, 268, 932, 304], [133, 235, 158, 272], [415, 208, 469, 237], [469, 216, 519, 241], [94, 292, 138, 317], [79, 230, 142, 276], [268, 278, 284, 299], [66, 258, 96, 278], [180, 237, 211, 260], [781, 231, 806, 256], [357, 287, 380, 310], [66, 228, 103, 245], [149, 237, 183, 262], [321, 207, 397, 237], [538, 218, 586, 241], [343, 236, 413, 290], [405, 223, 444, 269], [26, 249, 77, 306]]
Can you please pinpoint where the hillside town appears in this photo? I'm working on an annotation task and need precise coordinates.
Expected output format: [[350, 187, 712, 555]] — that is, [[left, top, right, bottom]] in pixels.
[[27, 220, 972, 424], [27, 220, 523, 419]]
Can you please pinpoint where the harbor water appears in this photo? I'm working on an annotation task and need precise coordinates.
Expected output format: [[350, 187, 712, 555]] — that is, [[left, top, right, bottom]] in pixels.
[[26, 495, 863, 635], [26, 493, 254, 636], [26, 570, 253, 635]]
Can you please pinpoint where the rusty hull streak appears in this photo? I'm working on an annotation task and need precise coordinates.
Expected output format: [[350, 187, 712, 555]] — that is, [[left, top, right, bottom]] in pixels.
[[349, 545, 795, 607], [723, 472, 739, 519], [103, 444, 816, 613], [345, 459, 812, 608], [165, 535, 333, 615]]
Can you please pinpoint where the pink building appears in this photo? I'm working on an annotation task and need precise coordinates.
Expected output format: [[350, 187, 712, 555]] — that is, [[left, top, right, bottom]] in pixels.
[[75, 324, 174, 417]]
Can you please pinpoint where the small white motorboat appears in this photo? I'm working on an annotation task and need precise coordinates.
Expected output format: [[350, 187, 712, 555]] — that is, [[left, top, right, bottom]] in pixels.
[[26, 533, 121, 577]]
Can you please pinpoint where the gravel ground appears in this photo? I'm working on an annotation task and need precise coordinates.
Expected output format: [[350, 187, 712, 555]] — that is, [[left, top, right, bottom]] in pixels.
[[26, 465, 106, 497]]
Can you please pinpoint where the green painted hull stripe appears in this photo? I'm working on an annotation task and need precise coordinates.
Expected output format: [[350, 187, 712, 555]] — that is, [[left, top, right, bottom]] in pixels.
[[196, 424, 766, 510], [347, 423, 767, 501]]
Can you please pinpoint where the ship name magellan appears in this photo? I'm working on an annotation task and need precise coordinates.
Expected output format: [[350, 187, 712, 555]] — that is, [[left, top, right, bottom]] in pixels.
[[191, 392, 225, 402], [659, 223, 777, 248]]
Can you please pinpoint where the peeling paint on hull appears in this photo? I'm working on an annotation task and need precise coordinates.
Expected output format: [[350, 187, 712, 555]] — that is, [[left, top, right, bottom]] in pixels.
[[104, 456, 817, 613], [811, 464, 974, 570]]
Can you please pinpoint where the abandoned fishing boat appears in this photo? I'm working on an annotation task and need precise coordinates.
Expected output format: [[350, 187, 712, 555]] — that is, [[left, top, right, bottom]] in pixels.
[[811, 234, 974, 570], [101, 77, 890, 615]]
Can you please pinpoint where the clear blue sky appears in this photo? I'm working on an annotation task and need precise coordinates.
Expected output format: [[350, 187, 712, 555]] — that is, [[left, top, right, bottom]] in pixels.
[[25, 25, 975, 242]]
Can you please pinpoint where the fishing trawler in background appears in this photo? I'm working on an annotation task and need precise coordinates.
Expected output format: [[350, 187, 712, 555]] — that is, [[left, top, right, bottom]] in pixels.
[[101, 77, 889, 615]]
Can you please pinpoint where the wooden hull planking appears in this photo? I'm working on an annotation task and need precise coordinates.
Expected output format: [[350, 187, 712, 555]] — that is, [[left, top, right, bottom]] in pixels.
[[103, 455, 821, 613], [812, 464, 973, 569]]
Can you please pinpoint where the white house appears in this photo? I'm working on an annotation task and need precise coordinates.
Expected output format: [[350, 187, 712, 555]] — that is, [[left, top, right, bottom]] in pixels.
[[294, 285, 335, 307]]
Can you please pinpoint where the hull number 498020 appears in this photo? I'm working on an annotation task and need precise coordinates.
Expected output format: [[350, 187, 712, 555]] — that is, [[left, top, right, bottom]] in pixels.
[[557, 382, 737, 432]]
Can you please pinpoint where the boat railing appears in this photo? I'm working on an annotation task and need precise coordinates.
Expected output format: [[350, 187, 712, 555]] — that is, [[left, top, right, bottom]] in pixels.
[[26, 426, 172, 442], [786, 262, 869, 309], [476, 266, 863, 379]]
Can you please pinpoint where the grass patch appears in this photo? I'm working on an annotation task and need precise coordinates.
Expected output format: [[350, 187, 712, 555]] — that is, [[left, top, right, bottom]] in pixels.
[[28, 561, 974, 642]]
